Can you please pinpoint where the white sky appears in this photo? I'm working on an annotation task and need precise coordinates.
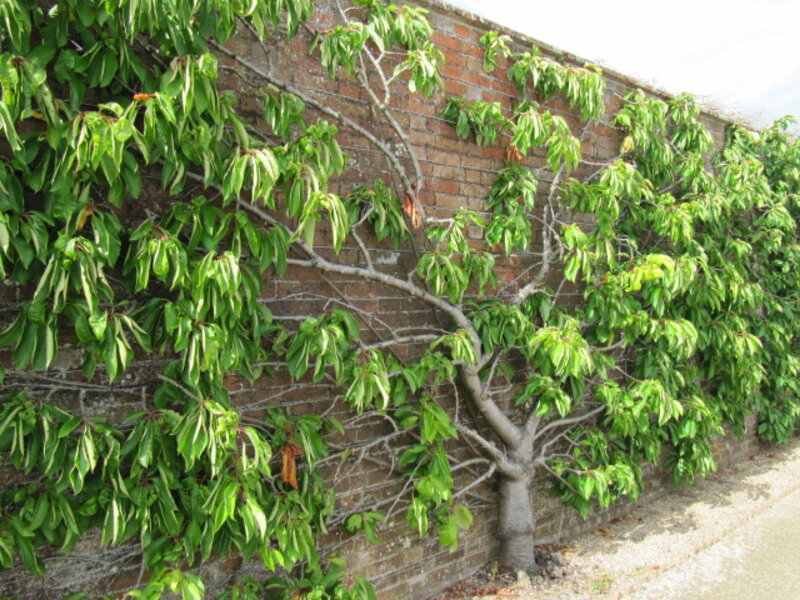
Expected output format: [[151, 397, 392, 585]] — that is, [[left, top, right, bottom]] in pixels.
[[446, 0, 800, 129]]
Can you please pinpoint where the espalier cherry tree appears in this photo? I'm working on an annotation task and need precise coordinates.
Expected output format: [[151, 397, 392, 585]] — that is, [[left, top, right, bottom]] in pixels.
[[1, 1, 800, 598]]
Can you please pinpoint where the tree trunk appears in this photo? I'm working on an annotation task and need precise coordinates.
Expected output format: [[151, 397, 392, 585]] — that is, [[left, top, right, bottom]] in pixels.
[[497, 475, 537, 573]]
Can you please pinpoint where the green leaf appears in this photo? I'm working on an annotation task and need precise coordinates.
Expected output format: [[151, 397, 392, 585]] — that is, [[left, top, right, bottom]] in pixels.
[[180, 573, 205, 600], [452, 504, 473, 529], [437, 519, 458, 550], [0, 101, 21, 151]]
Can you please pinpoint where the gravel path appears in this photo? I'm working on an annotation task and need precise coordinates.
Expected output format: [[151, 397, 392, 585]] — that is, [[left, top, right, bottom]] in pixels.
[[447, 439, 800, 600]]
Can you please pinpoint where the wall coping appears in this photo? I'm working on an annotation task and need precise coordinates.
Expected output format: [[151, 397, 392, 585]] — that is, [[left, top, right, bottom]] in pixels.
[[417, 0, 754, 131]]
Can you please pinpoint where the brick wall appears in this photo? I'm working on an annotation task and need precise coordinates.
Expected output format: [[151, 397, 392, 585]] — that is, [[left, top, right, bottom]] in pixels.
[[0, 2, 760, 599], [221, 2, 751, 599]]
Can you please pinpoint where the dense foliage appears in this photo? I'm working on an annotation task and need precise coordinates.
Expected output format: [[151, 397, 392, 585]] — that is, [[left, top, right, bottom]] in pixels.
[[0, 1, 412, 597], [0, 0, 798, 598]]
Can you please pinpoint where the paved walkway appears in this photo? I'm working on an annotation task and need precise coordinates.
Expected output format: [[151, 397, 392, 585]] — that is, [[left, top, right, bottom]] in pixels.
[[479, 439, 800, 600], [662, 485, 800, 599], [627, 444, 800, 600]]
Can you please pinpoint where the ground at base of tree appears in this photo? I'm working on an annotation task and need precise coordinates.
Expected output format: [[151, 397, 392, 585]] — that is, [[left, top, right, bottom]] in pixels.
[[433, 545, 569, 600], [435, 438, 800, 600]]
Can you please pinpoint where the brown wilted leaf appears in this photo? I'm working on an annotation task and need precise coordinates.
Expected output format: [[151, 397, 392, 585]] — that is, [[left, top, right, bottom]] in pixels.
[[76, 204, 94, 231], [505, 144, 523, 162], [133, 92, 156, 102], [281, 444, 302, 490], [403, 194, 422, 229]]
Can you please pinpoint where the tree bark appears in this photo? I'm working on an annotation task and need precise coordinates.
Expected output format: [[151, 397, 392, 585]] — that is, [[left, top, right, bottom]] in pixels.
[[497, 475, 537, 573]]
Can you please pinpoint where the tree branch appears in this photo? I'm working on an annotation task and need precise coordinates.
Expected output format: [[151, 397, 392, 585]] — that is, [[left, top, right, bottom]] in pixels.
[[281, 252, 482, 355], [458, 364, 522, 451], [360, 334, 438, 352], [357, 49, 424, 200], [512, 165, 566, 305], [533, 405, 604, 443], [454, 462, 497, 499], [209, 37, 424, 222], [454, 421, 521, 478]]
